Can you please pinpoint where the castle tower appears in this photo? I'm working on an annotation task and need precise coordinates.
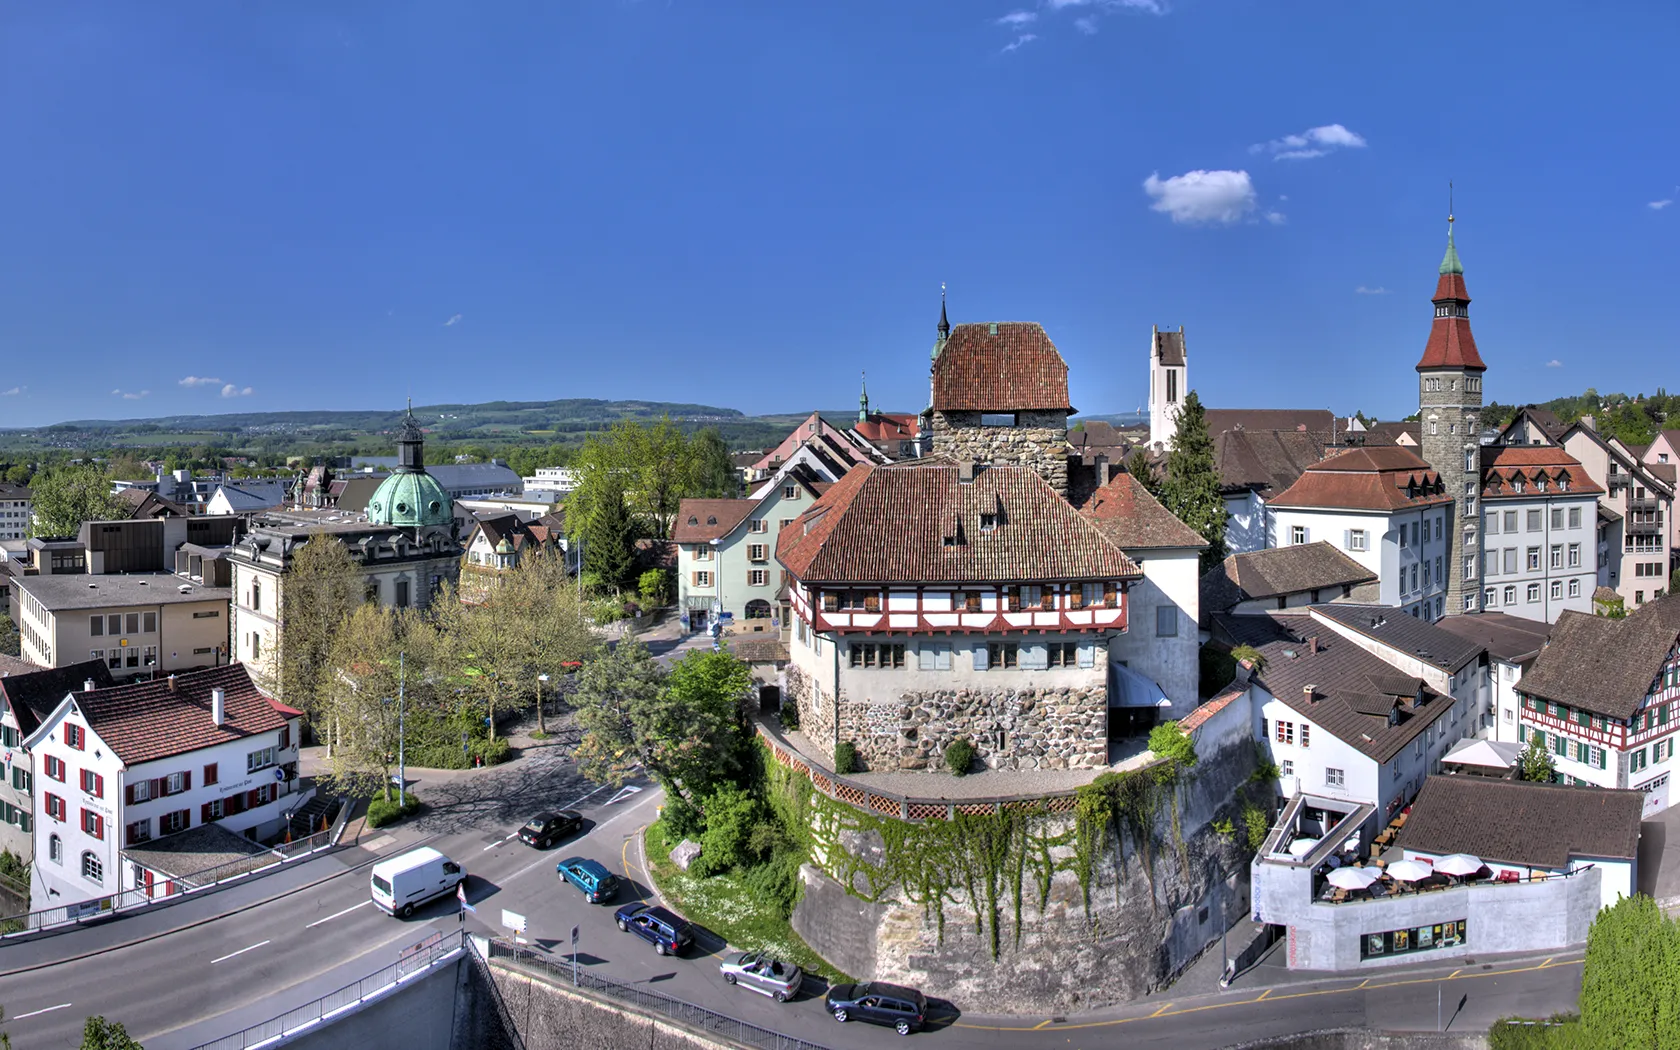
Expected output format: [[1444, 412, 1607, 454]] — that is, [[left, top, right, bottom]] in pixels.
[[1148, 326, 1186, 448], [1416, 215, 1486, 615]]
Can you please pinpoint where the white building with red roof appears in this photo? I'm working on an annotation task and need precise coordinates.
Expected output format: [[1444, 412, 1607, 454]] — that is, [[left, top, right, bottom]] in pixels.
[[23, 663, 303, 907], [777, 460, 1143, 772], [1476, 445, 1600, 623]]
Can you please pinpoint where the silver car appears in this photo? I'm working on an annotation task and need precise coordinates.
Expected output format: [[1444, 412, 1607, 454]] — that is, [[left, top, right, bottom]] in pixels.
[[718, 950, 803, 1002]]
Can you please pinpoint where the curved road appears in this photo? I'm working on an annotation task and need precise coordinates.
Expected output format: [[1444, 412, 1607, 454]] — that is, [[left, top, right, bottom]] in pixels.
[[0, 743, 1582, 1049]]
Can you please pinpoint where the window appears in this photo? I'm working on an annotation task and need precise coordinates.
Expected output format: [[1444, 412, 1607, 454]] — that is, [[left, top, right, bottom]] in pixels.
[[848, 643, 904, 669], [82, 808, 104, 839], [1399, 525, 1409, 550], [1485, 512, 1499, 535], [978, 513, 998, 533], [90, 615, 104, 636], [1325, 768, 1345, 788], [783, 485, 798, 500], [131, 779, 151, 803], [202, 799, 224, 822], [1280, 760, 1294, 777], [959, 590, 983, 613], [1550, 545, 1563, 569], [1047, 642, 1080, 668], [82, 851, 103, 884], [160, 809, 189, 835], [1410, 564, 1418, 593], [64, 724, 85, 750], [251, 633, 261, 661], [1411, 522, 1419, 547], [1423, 561, 1431, 589], [1275, 720, 1295, 745], [980, 413, 1017, 427], [1300, 724, 1311, 748], [748, 519, 767, 533], [395, 580, 410, 608], [127, 819, 152, 846], [693, 570, 712, 587], [747, 544, 767, 561], [988, 642, 1019, 668], [1527, 583, 1540, 603], [748, 570, 769, 587], [779, 518, 794, 531], [125, 613, 139, 635], [142, 611, 156, 633], [1569, 578, 1581, 598], [1551, 580, 1562, 600], [45, 755, 66, 781], [247, 747, 276, 774], [1504, 585, 1517, 605], [49, 834, 61, 863], [1484, 587, 1497, 607], [1290, 525, 1307, 545], [1569, 506, 1582, 528], [1525, 509, 1541, 532], [250, 580, 262, 610], [1464, 554, 1476, 581], [1568, 542, 1581, 568], [692, 546, 712, 561], [1527, 547, 1540, 571], [1156, 606, 1178, 637], [1347, 529, 1368, 551], [1485, 551, 1499, 577], [44, 792, 65, 821], [1503, 548, 1517, 575], [917, 643, 952, 671]]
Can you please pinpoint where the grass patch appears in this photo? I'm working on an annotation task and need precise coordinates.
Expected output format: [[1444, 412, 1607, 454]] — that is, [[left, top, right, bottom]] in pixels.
[[643, 818, 850, 983], [1488, 1015, 1582, 1049], [366, 791, 421, 828]]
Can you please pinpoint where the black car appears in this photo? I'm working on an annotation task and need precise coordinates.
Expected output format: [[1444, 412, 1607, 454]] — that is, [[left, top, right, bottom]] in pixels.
[[825, 982, 928, 1036], [612, 903, 694, 956], [518, 811, 583, 849]]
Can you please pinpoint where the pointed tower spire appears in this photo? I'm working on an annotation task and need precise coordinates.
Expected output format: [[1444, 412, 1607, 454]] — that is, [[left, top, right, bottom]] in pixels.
[[1440, 188, 1463, 275], [930, 283, 951, 362], [859, 371, 870, 422]]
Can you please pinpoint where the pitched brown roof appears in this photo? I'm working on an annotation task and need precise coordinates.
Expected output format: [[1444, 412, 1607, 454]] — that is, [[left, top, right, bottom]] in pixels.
[[777, 462, 1141, 585], [1068, 420, 1127, 453], [1200, 542, 1376, 613], [1213, 612, 1457, 763], [115, 487, 190, 519], [1480, 446, 1603, 498], [0, 659, 115, 737], [1430, 612, 1553, 665], [1308, 604, 1484, 673], [1080, 473, 1205, 550], [1516, 598, 1680, 720], [1212, 428, 1333, 496], [68, 664, 289, 766], [673, 499, 758, 544], [931, 323, 1072, 413], [1362, 421, 1421, 446], [1270, 446, 1454, 512], [1153, 328, 1185, 366], [1395, 776, 1644, 869], [1204, 409, 1335, 436], [1417, 273, 1486, 371]]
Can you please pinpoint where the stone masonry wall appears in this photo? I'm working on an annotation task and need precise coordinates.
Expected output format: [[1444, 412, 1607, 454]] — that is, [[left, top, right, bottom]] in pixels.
[[931, 410, 1070, 497], [785, 663, 837, 756], [839, 685, 1107, 771]]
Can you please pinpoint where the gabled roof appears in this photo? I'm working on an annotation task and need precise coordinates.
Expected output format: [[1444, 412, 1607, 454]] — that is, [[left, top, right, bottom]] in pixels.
[[1212, 428, 1333, 496], [673, 499, 759, 544], [46, 664, 290, 766], [1079, 473, 1206, 550], [1516, 597, 1680, 720], [209, 485, 276, 512], [777, 462, 1141, 585], [1153, 328, 1185, 366], [1200, 542, 1376, 613], [930, 322, 1072, 413], [1362, 421, 1421, 446], [1212, 612, 1457, 764], [1430, 612, 1553, 665], [1559, 422, 1676, 498], [115, 487, 190, 519], [1270, 446, 1454, 512], [1480, 446, 1603, 499], [1496, 406, 1565, 444], [1395, 776, 1643, 869], [1307, 604, 1484, 674], [0, 659, 116, 738]]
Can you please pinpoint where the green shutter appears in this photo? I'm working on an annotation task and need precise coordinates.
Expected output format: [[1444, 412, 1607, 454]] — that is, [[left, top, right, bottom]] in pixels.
[[1519, 724, 1528, 742]]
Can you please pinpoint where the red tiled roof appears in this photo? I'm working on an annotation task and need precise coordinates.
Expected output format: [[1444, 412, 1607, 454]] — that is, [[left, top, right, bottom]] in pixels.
[[1080, 472, 1206, 549], [931, 323, 1072, 413], [776, 462, 1141, 584], [673, 499, 759, 544], [1480, 446, 1603, 498], [853, 413, 921, 444], [72, 664, 289, 766], [1417, 274, 1486, 371], [1179, 683, 1246, 733], [1270, 446, 1455, 512]]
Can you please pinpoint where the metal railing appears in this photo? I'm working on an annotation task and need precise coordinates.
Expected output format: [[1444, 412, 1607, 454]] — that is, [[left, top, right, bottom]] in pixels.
[[0, 823, 340, 938], [487, 939, 836, 1050], [187, 929, 465, 1050]]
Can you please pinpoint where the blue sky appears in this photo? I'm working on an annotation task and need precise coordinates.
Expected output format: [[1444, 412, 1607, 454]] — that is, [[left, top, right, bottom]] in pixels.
[[1, 1, 1676, 429]]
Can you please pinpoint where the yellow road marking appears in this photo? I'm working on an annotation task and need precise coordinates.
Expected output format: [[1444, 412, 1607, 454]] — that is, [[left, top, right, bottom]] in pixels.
[[1030, 1019, 1055, 1030], [949, 955, 1585, 1033], [1149, 1002, 1173, 1017], [1448, 969, 1462, 978]]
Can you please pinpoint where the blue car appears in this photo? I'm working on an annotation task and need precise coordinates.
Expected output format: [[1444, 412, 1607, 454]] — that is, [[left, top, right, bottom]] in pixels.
[[613, 903, 694, 956], [556, 857, 620, 903]]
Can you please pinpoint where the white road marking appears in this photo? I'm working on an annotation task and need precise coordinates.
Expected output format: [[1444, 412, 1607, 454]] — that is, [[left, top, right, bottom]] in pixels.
[[483, 832, 518, 852], [13, 1003, 72, 1020], [486, 781, 622, 852], [306, 900, 373, 928], [607, 785, 643, 805], [211, 939, 272, 964]]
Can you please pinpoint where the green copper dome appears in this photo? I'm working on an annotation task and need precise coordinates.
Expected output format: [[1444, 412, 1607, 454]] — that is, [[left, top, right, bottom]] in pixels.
[[1439, 222, 1463, 275], [367, 403, 454, 528]]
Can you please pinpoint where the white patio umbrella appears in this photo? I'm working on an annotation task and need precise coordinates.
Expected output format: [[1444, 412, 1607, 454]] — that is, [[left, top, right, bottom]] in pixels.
[[1434, 854, 1483, 877], [1386, 859, 1433, 883], [1327, 866, 1380, 891], [1288, 837, 1318, 858]]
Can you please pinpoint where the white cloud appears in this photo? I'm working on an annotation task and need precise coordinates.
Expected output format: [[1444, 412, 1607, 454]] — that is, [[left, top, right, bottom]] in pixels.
[[1047, 0, 1165, 13], [1, 386, 22, 396], [178, 375, 223, 387], [1073, 15, 1099, 33], [112, 389, 149, 400], [221, 384, 254, 398], [1264, 211, 1287, 225], [1001, 33, 1037, 52], [443, 313, 463, 326], [1142, 169, 1256, 225], [1251, 124, 1368, 161], [995, 10, 1036, 27], [1355, 286, 1391, 295], [1546, 359, 1563, 368], [1650, 199, 1673, 210]]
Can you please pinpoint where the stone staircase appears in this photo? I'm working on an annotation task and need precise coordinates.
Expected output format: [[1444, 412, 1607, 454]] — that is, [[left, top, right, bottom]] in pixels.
[[286, 793, 341, 839]]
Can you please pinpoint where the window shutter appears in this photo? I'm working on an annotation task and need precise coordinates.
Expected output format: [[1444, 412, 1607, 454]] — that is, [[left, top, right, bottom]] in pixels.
[[918, 646, 935, 671], [822, 593, 838, 612], [202, 802, 213, 823], [1069, 587, 1083, 610], [936, 645, 951, 671], [1078, 644, 1095, 669], [864, 593, 881, 613], [1022, 644, 1048, 671], [94, 773, 103, 798], [126, 783, 136, 806], [183, 771, 192, 791], [205, 763, 217, 786], [972, 644, 990, 671], [95, 813, 104, 840], [1103, 583, 1117, 608]]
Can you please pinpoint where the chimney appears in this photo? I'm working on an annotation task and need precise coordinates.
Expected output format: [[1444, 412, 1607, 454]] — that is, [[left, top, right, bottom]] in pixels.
[[1580, 414, 1596, 432], [1303, 684, 1318, 702], [1094, 453, 1110, 482], [958, 460, 976, 484], [83, 678, 95, 693], [167, 674, 177, 692], [1307, 636, 1319, 655], [212, 687, 226, 727]]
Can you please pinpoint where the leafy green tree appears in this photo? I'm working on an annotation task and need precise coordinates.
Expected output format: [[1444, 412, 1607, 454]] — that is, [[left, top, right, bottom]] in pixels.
[[1123, 449, 1158, 496], [3, 464, 29, 486], [1519, 735, 1557, 782], [573, 645, 751, 806], [26, 464, 125, 537], [80, 1016, 143, 1049], [582, 482, 637, 591], [689, 428, 740, 499], [638, 568, 671, 608], [0, 614, 17, 659], [317, 604, 416, 798], [1147, 721, 1197, 767], [1578, 894, 1680, 1049], [277, 531, 364, 713], [1156, 390, 1227, 571]]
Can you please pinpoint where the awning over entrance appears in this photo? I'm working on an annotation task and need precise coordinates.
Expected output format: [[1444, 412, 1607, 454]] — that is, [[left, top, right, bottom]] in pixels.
[[1109, 661, 1172, 709]]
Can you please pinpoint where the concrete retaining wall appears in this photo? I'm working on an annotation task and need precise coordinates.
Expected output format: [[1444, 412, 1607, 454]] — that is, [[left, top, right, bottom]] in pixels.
[[483, 964, 740, 1050], [1223, 1030, 1486, 1050]]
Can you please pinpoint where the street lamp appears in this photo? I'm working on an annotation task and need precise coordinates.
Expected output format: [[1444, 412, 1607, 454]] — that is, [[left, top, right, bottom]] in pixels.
[[537, 672, 550, 737]]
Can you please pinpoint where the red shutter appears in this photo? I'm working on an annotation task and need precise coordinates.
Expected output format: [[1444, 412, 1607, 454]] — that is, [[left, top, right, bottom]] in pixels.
[[183, 771, 192, 791], [201, 802, 211, 823], [153, 777, 163, 799], [94, 773, 104, 799], [204, 763, 218, 786], [126, 783, 136, 805], [96, 814, 104, 840], [247, 788, 260, 809]]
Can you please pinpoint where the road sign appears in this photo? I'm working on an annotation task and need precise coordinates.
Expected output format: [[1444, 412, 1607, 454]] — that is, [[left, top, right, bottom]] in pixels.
[[571, 924, 579, 947], [501, 909, 526, 941], [458, 883, 476, 914], [718, 611, 734, 624], [711, 600, 722, 614]]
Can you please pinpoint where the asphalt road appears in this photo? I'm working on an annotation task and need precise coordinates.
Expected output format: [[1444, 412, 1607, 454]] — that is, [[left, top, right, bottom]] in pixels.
[[0, 740, 1585, 1049]]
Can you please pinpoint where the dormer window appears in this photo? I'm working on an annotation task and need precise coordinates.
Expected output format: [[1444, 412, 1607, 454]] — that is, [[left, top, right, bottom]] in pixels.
[[706, 516, 718, 525], [1536, 477, 1547, 492], [687, 516, 698, 525], [979, 513, 998, 533], [1513, 480, 1524, 494]]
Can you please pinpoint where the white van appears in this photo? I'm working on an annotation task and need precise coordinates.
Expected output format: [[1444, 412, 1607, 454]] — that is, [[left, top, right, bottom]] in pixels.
[[371, 847, 466, 918]]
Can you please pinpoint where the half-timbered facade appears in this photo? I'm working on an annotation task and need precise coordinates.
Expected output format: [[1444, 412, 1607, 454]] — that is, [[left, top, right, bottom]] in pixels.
[[777, 461, 1142, 773]]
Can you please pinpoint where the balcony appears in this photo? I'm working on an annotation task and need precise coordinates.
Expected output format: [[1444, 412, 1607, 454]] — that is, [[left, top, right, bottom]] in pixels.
[[1628, 519, 1665, 536], [1628, 497, 1660, 511]]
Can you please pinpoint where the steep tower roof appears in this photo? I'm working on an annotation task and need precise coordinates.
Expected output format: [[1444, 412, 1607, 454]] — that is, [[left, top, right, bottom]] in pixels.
[[1416, 217, 1486, 373]]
